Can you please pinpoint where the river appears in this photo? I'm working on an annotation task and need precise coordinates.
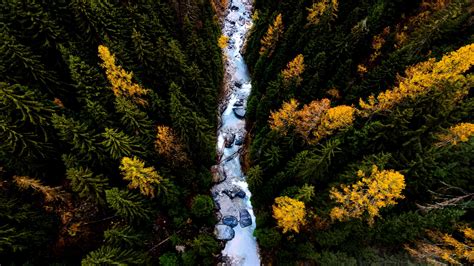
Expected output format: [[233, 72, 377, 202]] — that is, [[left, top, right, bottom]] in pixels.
[[211, 0, 260, 265]]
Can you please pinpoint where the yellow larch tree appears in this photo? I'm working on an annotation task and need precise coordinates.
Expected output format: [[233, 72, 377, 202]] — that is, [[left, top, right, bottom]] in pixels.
[[269, 99, 299, 135], [155, 125, 190, 165], [294, 98, 331, 141], [260, 14, 284, 56], [307, 0, 338, 25], [218, 35, 229, 49], [359, 43, 474, 114], [281, 54, 305, 86], [272, 196, 306, 233], [405, 227, 474, 265], [269, 98, 355, 144], [314, 105, 356, 143], [436, 122, 474, 147], [13, 175, 65, 203], [329, 165, 405, 225], [120, 156, 162, 198], [98, 45, 149, 105]]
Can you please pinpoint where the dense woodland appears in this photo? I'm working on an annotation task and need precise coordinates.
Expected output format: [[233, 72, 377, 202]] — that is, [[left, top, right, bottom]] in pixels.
[[1, 0, 223, 264], [0, 0, 473, 265], [244, 0, 473, 264]]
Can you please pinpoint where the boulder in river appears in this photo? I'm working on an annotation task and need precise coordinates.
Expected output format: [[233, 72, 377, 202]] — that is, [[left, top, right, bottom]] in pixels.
[[234, 135, 244, 146], [233, 99, 244, 107], [233, 107, 245, 119], [235, 190, 246, 199], [224, 133, 235, 148], [222, 215, 239, 228], [215, 224, 235, 241], [211, 165, 226, 183], [234, 81, 242, 88], [223, 187, 245, 199], [239, 209, 252, 228]]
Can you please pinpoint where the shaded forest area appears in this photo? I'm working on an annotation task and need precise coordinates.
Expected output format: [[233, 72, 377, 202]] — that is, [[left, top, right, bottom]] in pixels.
[[1, 0, 224, 264], [244, 0, 473, 264]]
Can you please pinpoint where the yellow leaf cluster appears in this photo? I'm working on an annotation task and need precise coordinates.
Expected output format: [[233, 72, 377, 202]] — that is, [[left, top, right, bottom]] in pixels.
[[120, 156, 162, 198], [98, 45, 148, 105], [260, 14, 284, 56], [369, 26, 390, 62], [306, 0, 338, 25], [269, 99, 299, 135], [405, 227, 474, 265], [359, 43, 474, 114], [436, 122, 474, 147], [329, 165, 405, 225], [272, 196, 306, 233], [218, 35, 229, 49], [269, 98, 355, 144], [155, 125, 190, 165], [281, 54, 305, 86]]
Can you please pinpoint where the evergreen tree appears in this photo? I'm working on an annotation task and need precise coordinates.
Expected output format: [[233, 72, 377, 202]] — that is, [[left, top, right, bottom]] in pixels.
[[66, 167, 108, 205], [100, 128, 138, 160], [105, 188, 152, 222]]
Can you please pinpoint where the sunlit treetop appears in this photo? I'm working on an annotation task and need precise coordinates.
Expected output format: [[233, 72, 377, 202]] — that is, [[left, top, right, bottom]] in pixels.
[[272, 196, 306, 233], [359, 43, 474, 114], [98, 45, 149, 106], [260, 14, 284, 56], [329, 165, 406, 225], [307, 0, 338, 25], [281, 54, 305, 86], [436, 122, 474, 147]]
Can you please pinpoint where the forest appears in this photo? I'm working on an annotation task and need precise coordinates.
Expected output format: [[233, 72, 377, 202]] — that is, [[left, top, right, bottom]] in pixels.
[[0, 0, 473, 265]]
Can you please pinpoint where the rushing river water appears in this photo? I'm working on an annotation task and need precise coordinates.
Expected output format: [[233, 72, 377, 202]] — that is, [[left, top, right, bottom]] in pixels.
[[211, 0, 260, 265]]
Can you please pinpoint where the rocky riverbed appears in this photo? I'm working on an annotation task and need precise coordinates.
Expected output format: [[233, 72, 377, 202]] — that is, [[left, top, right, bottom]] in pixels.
[[211, 0, 260, 265]]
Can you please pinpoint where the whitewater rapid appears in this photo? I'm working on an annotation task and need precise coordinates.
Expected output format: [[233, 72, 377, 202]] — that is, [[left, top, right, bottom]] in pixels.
[[211, 0, 260, 265]]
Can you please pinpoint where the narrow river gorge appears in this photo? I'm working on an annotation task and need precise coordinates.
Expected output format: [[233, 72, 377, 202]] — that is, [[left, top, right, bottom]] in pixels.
[[211, 0, 261, 265]]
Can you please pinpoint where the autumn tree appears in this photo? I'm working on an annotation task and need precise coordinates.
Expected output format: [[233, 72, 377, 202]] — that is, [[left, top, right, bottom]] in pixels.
[[405, 227, 474, 265], [270, 98, 356, 144], [98, 45, 148, 105], [281, 54, 305, 86], [13, 176, 65, 203], [119, 156, 163, 198], [218, 34, 229, 49], [436, 122, 474, 147], [359, 43, 474, 114], [329, 165, 406, 225], [260, 14, 284, 56], [307, 0, 339, 25], [272, 196, 306, 233], [155, 125, 190, 165]]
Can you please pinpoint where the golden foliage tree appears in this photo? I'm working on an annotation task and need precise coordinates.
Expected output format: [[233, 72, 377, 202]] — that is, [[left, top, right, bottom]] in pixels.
[[155, 125, 190, 165], [269, 99, 300, 135], [436, 122, 474, 147], [307, 0, 338, 25], [405, 227, 474, 265], [120, 156, 162, 198], [270, 98, 355, 144], [260, 14, 284, 56], [98, 45, 149, 105], [359, 43, 474, 114], [272, 196, 306, 233], [218, 35, 229, 49], [329, 165, 406, 225], [13, 175, 65, 203], [281, 54, 305, 86]]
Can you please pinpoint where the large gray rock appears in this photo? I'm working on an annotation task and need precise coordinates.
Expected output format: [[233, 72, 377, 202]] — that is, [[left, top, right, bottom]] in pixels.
[[222, 215, 239, 228], [215, 224, 235, 241], [233, 107, 245, 119], [234, 135, 244, 146], [224, 133, 235, 148], [239, 209, 252, 228]]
